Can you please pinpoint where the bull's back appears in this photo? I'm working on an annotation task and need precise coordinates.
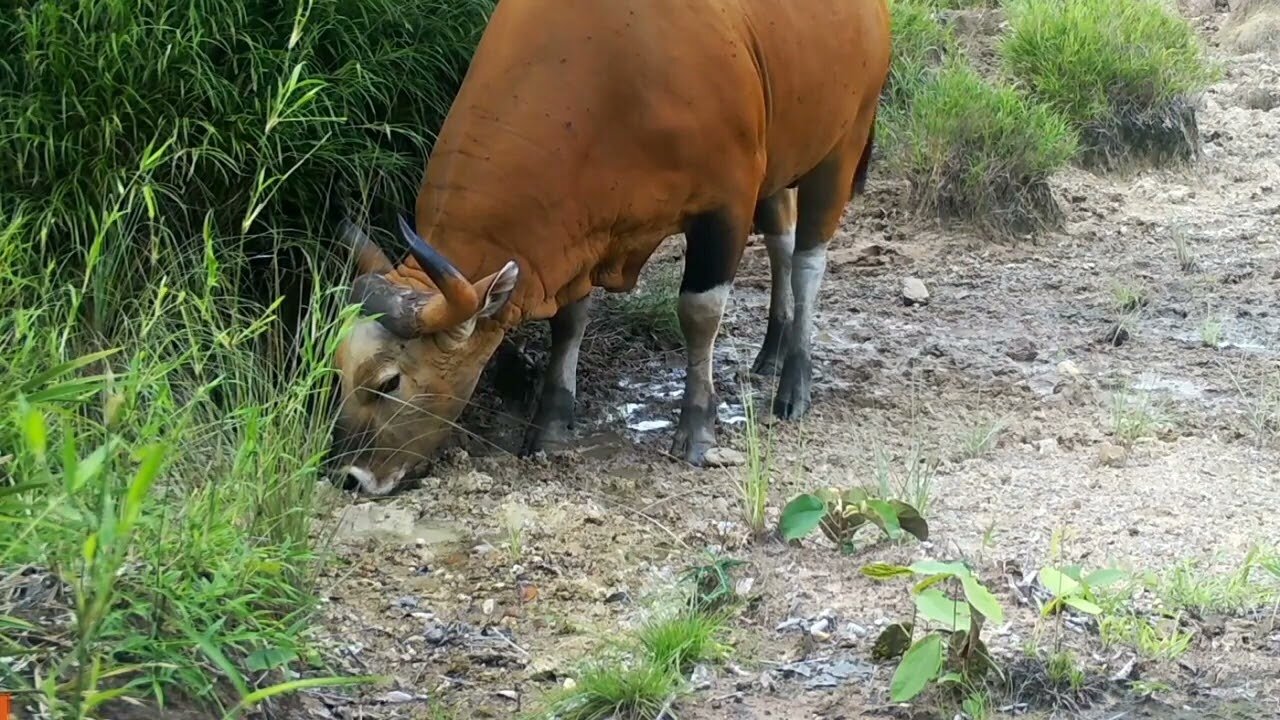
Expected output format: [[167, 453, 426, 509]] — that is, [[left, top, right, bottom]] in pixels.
[[421, 0, 890, 317]]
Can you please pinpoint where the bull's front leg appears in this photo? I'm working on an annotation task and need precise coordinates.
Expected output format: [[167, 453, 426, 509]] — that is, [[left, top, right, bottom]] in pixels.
[[671, 208, 747, 466], [521, 295, 592, 455]]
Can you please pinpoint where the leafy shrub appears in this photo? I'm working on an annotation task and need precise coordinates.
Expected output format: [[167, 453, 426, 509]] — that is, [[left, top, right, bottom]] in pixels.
[[1001, 0, 1218, 168], [884, 62, 1077, 235]]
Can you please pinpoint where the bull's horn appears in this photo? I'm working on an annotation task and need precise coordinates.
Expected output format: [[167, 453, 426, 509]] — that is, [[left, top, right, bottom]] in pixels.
[[396, 214, 480, 333]]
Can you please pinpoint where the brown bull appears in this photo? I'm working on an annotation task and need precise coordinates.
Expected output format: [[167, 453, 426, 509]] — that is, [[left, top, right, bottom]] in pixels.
[[331, 0, 891, 495]]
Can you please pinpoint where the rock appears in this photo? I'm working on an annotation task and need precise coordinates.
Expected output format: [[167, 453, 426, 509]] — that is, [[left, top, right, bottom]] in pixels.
[[703, 447, 747, 467], [902, 277, 930, 306], [691, 664, 714, 690], [1006, 337, 1038, 362], [1036, 438, 1059, 455], [1098, 442, 1128, 468], [482, 598, 496, 615], [383, 691, 415, 703], [1056, 359, 1082, 378], [425, 625, 448, 645]]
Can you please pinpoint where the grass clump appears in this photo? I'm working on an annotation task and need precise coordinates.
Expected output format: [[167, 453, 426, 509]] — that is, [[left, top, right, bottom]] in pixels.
[[1002, 0, 1218, 168], [885, 62, 1078, 235], [597, 264, 683, 350], [530, 561, 741, 720]]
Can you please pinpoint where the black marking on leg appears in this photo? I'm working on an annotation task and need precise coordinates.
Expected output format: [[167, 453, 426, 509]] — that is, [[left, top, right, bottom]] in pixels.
[[752, 318, 790, 376], [772, 351, 814, 420], [681, 209, 741, 295]]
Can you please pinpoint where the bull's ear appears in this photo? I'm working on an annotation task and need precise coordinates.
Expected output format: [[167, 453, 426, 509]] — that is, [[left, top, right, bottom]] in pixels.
[[476, 260, 519, 318]]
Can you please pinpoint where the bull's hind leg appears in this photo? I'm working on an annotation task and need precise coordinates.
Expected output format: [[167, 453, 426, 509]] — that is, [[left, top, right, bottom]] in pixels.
[[773, 130, 873, 420], [751, 188, 798, 376], [521, 295, 592, 455], [671, 207, 749, 466]]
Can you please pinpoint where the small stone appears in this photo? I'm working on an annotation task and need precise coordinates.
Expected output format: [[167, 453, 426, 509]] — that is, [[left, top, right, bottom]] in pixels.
[[1056, 359, 1082, 378], [703, 447, 747, 467], [1036, 438, 1059, 455], [1098, 442, 1128, 467], [425, 626, 447, 645], [562, 677, 577, 690], [482, 598, 496, 615], [1006, 338, 1038, 362], [902, 277, 930, 306], [691, 664, 714, 689], [383, 690, 415, 703]]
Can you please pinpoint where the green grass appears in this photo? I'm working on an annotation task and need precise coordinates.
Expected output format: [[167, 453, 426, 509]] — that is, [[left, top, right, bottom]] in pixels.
[[883, 61, 1077, 235], [1002, 0, 1218, 167], [884, 0, 961, 109], [529, 563, 740, 720], [538, 659, 679, 720], [637, 610, 730, 674], [0, 0, 496, 715], [1153, 548, 1280, 616], [597, 264, 683, 350]]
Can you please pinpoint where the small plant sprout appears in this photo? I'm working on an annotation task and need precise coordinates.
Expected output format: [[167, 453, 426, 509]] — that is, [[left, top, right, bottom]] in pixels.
[[1109, 280, 1149, 314], [959, 416, 1007, 460], [501, 505, 529, 561], [1109, 388, 1164, 446], [873, 442, 940, 517], [778, 487, 929, 554], [680, 554, 747, 614], [1200, 314, 1223, 348], [861, 560, 1005, 704], [737, 383, 772, 538], [1038, 565, 1127, 617], [1172, 230, 1198, 272]]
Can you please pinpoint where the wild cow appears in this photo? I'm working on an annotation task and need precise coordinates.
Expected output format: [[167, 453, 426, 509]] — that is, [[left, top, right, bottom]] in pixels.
[[330, 0, 891, 495]]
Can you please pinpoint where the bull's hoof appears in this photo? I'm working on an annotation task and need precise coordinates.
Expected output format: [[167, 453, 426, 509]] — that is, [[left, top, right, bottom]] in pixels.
[[751, 350, 784, 377], [671, 400, 718, 466], [519, 422, 574, 457], [520, 387, 576, 457], [772, 353, 813, 420]]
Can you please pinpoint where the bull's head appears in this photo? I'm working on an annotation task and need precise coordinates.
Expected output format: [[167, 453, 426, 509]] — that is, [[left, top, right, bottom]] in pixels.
[[329, 216, 519, 495]]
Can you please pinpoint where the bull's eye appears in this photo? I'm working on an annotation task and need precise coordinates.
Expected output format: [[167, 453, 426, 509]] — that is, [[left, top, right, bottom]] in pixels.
[[373, 373, 400, 397]]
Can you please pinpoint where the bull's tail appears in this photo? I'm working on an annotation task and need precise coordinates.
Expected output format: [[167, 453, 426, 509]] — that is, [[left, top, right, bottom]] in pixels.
[[852, 119, 876, 197]]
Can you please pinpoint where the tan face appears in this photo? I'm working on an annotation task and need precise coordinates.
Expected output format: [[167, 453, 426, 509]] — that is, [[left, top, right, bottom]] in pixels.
[[329, 217, 518, 495]]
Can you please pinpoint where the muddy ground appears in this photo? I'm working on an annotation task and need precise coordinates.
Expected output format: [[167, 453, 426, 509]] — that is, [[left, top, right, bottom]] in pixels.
[[304, 8, 1279, 720]]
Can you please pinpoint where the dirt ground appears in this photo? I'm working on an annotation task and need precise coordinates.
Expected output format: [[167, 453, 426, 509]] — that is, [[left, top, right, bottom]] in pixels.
[[304, 8, 1279, 720]]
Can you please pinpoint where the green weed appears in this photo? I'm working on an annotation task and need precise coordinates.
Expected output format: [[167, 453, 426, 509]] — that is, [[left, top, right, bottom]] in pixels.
[[1109, 389, 1164, 447], [959, 417, 1007, 460], [737, 385, 774, 538], [1002, 0, 1218, 168], [1200, 315, 1224, 349]]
